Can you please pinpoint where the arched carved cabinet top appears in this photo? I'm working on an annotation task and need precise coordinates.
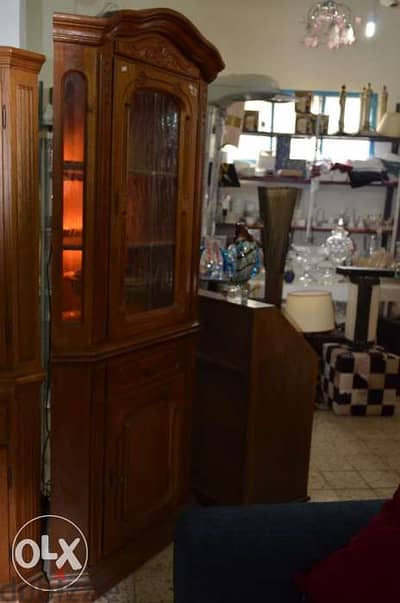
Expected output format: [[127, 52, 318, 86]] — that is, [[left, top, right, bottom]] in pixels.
[[116, 36, 200, 79], [53, 9, 225, 83]]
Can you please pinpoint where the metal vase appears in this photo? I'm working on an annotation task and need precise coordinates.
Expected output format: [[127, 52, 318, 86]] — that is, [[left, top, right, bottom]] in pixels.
[[258, 187, 299, 307]]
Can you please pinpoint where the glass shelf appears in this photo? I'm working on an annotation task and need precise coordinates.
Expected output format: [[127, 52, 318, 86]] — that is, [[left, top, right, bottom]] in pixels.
[[63, 229, 83, 249], [64, 160, 85, 169], [63, 161, 85, 182]]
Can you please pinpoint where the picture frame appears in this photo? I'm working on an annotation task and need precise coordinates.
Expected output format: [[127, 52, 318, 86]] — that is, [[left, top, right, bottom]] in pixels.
[[295, 113, 316, 135], [242, 110, 259, 133], [295, 91, 313, 114]]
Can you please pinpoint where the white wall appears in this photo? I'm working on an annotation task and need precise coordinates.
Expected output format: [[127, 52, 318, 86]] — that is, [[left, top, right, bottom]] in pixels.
[[24, 0, 400, 109], [0, 0, 27, 47]]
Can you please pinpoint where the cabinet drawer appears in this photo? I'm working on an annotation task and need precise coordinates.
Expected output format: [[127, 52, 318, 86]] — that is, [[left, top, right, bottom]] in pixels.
[[108, 341, 186, 394]]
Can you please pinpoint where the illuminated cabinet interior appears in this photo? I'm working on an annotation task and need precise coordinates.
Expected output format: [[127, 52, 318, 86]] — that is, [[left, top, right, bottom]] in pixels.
[[62, 71, 86, 321]]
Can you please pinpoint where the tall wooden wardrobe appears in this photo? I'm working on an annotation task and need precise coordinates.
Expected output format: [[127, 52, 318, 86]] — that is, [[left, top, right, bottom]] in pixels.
[[50, 9, 224, 599], [0, 48, 46, 600]]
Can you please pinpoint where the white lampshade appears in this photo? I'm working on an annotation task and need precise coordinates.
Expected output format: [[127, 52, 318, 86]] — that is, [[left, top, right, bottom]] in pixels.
[[377, 112, 400, 137], [285, 291, 335, 333]]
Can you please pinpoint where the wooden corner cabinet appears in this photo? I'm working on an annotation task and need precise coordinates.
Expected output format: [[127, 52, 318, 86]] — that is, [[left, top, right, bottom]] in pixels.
[[50, 9, 223, 599], [0, 48, 46, 600]]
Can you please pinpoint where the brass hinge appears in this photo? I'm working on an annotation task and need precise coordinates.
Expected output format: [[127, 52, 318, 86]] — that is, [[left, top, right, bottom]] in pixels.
[[1, 105, 6, 129]]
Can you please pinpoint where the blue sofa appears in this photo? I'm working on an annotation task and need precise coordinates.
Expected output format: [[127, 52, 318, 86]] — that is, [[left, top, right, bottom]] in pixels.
[[174, 500, 383, 603]]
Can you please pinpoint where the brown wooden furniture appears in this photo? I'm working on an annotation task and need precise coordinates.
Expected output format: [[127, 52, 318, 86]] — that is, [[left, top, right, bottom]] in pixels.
[[50, 9, 223, 600], [0, 47, 46, 600], [193, 291, 319, 504]]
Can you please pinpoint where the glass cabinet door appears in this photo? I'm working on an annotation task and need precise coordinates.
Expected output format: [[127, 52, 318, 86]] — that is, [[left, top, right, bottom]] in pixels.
[[124, 90, 179, 312], [110, 60, 198, 338]]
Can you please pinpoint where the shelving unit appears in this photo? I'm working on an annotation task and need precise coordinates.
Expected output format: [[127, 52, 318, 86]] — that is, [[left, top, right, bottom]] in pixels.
[[242, 131, 400, 143], [241, 175, 398, 187], [217, 222, 393, 233], [226, 128, 400, 252]]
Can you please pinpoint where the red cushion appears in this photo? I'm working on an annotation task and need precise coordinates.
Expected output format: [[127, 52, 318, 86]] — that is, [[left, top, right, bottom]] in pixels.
[[295, 487, 400, 603]]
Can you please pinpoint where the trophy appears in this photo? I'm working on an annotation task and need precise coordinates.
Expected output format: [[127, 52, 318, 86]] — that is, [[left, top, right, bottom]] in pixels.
[[378, 85, 388, 126], [360, 83, 373, 134], [337, 84, 346, 134]]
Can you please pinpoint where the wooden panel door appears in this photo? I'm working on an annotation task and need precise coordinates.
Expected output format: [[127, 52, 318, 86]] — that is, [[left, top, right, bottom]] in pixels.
[[104, 369, 188, 555], [109, 57, 199, 340]]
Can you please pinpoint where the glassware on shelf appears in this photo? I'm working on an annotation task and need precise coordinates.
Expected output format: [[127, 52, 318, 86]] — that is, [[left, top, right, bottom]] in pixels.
[[314, 242, 336, 285], [312, 207, 325, 228], [365, 212, 383, 244], [325, 217, 355, 268], [367, 234, 378, 257], [392, 242, 400, 279], [199, 236, 224, 280], [353, 248, 394, 268], [319, 260, 336, 285], [284, 254, 295, 283], [294, 246, 317, 287], [226, 224, 258, 284], [344, 207, 356, 229], [226, 283, 242, 300]]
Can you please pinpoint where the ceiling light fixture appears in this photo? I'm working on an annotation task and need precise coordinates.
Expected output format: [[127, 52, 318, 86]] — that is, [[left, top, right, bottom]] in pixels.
[[304, 1, 357, 49], [365, 19, 376, 37], [365, 0, 377, 38]]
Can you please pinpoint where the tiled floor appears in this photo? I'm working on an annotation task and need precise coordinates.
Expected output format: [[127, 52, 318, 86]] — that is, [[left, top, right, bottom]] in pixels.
[[131, 409, 400, 603], [309, 409, 400, 501]]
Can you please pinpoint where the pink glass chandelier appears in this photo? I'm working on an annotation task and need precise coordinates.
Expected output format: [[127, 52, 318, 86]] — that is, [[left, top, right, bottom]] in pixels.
[[304, 1, 357, 49]]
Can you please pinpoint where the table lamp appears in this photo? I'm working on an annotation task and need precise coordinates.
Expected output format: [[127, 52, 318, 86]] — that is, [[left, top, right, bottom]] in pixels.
[[285, 290, 335, 333]]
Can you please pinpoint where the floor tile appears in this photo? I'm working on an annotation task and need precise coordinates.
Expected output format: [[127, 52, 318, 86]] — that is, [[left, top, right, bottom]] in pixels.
[[347, 453, 390, 472], [359, 469, 400, 488], [373, 487, 398, 499], [135, 546, 173, 603], [334, 489, 379, 501], [364, 439, 400, 457], [322, 470, 368, 489], [309, 489, 339, 502], [311, 454, 353, 472], [95, 573, 136, 603], [308, 470, 328, 490], [385, 455, 400, 472]]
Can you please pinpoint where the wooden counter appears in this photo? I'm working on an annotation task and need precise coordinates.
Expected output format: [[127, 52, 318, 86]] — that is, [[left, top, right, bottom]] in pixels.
[[192, 291, 319, 504]]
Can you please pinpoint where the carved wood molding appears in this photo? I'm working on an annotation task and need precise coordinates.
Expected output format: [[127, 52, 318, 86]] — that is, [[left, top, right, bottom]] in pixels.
[[0, 48, 45, 73], [53, 9, 225, 82], [116, 37, 199, 79]]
